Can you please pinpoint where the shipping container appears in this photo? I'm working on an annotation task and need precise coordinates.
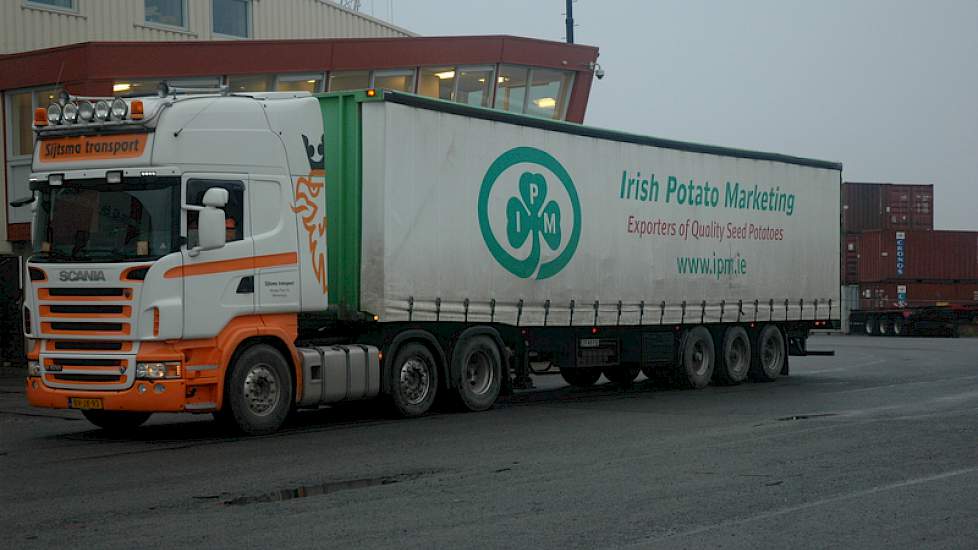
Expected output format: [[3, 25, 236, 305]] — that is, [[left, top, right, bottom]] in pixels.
[[842, 233, 861, 284], [856, 230, 978, 282], [842, 182, 933, 232], [858, 282, 978, 311]]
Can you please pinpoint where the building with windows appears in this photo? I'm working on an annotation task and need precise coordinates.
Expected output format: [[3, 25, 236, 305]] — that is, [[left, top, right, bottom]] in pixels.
[[0, 1, 602, 254]]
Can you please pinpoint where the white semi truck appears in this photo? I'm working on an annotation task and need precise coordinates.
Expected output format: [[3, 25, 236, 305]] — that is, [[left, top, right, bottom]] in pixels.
[[18, 88, 841, 434]]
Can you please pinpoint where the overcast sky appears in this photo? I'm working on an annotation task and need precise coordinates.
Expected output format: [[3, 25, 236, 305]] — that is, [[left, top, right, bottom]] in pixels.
[[375, 0, 977, 230]]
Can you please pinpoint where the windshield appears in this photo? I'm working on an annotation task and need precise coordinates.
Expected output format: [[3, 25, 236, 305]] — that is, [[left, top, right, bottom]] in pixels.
[[32, 177, 181, 263]]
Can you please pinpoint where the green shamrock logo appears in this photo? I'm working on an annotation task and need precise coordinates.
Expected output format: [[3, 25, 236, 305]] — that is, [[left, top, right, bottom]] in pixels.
[[479, 147, 581, 280], [506, 172, 562, 268]]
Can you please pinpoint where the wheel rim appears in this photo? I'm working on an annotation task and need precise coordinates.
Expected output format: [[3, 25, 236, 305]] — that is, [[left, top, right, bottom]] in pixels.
[[690, 339, 709, 376], [464, 351, 494, 396], [727, 336, 748, 375], [399, 357, 431, 405], [762, 334, 782, 373], [243, 364, 281, 417]]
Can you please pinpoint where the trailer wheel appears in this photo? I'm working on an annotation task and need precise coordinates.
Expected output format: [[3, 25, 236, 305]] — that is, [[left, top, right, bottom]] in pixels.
[[452, 336, 503, 412], [715, 327, 750, 385], [389, 343, 439, 417], [603, 363, 641, 386], [750, 325, 785, 382], [877, 316, 891, 336], [560, 367, 602, 387], [891, 316, 906, 336], [678, 326, 715, 389], [864, 316, 877, 336], [224, 344, 293, 436], [82, 410, 151, 432]]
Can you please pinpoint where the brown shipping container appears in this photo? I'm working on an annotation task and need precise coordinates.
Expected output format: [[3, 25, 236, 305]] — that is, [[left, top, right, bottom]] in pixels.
[[843, 234, 861, 284], [858, 282, 978, 311], [842, 182, 933, 232], [857, 230, 978, 282]]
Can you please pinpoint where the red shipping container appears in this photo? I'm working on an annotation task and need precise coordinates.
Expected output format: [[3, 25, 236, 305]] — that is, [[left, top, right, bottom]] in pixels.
[[858, 282, 978, 311], [842, 234, 861, 285], [842, 182, 933, 232], [857, 230, 978, 282]]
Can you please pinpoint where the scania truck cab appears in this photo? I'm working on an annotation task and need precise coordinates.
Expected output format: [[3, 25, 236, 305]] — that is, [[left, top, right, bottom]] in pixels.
[[21, 89, 392, 435]]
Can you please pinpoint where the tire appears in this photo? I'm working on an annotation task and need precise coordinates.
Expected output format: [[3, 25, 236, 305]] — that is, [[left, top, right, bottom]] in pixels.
[[560, 367, 602, 387], [389, 343, 440, 417], [224, 344, 293, 436], [891, 316, 906, 336], [82, 410, 151, 432], [715, 327, 750, 385], [677, 326, 715, 389], [452, 336, 503, 412], [877, 316, 891, 336], [864, 316, 877, 336], [603, 363, 641, 386], [750, 325, 785, 382]]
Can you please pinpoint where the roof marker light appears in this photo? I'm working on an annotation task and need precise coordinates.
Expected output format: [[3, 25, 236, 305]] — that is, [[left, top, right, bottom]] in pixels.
[[34, 107, 48, 126], [48, 174, 64, 186], [106, 171, 123, 184], [365, 89, 377, 97]]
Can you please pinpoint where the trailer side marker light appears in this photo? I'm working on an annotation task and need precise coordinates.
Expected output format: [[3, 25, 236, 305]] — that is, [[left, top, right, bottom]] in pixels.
[[591, 327, 598, 334], [34, 107, 48, 126], [378, 352, 383, 361], [366, 88, 377, 97], [372, 314, 379, 321], [130, 100, 144, 120]]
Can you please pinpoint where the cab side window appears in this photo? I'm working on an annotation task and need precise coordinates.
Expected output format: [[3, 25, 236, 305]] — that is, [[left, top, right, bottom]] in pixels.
[[186, 180, 245, 247]]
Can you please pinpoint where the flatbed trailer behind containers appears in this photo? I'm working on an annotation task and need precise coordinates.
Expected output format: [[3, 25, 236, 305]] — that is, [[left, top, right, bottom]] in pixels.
[[21, 90, 842, 434]]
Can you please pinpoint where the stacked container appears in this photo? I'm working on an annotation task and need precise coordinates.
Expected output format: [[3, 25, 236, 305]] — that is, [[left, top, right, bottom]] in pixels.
[[842, 181, 978, 314]]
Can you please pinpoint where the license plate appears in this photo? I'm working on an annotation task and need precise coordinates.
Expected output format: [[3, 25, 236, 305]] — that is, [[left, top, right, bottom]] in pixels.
[[68, 397, 103, 410]]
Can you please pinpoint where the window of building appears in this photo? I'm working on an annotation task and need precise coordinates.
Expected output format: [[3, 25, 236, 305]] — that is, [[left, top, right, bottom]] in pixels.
[[112, 77, 221, 96], [456, 66, 495, 108], [5, 87, 61, 224], [494, 65, 528, 113], [212, 0, 250, 38], [186, 180, 245, 247], [418, 67, 455, 100], [145, 0, 186, 28], [372, 69, 416, 93], [228, 74, 274, 93], [24, 0, 77, 12], [328, 71, 370, 92], [275, 73, 324, 93], [526, 68, 574, 119]]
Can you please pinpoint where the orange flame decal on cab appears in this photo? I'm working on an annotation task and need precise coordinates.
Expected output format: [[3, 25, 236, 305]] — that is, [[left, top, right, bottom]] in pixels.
[[292, 169, 328, 294]]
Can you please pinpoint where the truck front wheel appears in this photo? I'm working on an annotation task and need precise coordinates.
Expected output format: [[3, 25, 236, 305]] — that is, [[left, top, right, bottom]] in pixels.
[[389, 343, 440, 417], [82, 410, 151, 432], [750, 325, 785, 382], [224, 344, 293, 436]]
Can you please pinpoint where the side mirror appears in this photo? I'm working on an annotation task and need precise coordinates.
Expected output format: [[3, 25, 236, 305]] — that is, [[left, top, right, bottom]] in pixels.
[[9, 195, 35, 208], [202, 187, 229, 208], [186, 187, 229, 256]]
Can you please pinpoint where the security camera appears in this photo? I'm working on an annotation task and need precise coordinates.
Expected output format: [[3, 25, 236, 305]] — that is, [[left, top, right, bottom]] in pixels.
[[595, 67, 605, 80]]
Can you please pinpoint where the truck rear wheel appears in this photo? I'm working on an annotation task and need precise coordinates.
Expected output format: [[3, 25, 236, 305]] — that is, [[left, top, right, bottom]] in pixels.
[[452, 336, 502, 412], [715, 327, 750, 385], [224, 344, 293, 436], [603, 363, 641, 386], [678, 326, 715, 389], [750, 325, 785, 382], [892, 316, 906, 336], [82, 410, 151, 432], [389, 343, 439, 417], [877, 316, 891, 336], [560, 367, 602, 387]]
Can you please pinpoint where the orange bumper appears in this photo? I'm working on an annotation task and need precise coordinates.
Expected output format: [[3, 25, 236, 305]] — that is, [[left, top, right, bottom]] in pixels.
[[26, 377, 191, 412]]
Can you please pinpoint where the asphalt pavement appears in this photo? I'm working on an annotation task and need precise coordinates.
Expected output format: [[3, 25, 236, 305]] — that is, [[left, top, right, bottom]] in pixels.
[[1, 335, 976, 549]]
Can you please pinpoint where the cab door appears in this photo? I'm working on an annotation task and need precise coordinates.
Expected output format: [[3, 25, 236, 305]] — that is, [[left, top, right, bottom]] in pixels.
[[180, 173, 255, 339]]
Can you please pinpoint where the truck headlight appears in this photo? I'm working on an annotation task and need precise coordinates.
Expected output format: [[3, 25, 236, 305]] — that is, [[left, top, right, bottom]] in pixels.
[[28, 361, 41, 377], [136, 361, 182, 379]]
